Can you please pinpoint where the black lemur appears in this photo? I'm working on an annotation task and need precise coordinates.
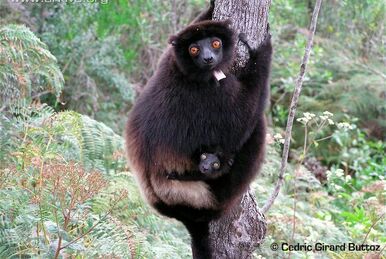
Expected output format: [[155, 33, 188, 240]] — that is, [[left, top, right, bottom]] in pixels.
[[125, 1, 272, 258], [167, 147, 235, 180]]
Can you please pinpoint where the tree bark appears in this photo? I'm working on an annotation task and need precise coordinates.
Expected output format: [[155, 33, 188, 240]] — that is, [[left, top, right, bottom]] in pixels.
[[209, 191, 267, 259], [213, 0, 271, 69], [208, 1, 271, 258]]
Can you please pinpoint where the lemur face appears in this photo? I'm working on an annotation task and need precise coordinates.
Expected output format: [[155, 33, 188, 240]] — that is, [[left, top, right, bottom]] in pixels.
[[199, 153, 221, 174], [188, 37, 223, 70]]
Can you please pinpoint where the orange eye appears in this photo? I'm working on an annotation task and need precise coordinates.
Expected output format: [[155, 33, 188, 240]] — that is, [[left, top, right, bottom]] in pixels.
[[212, 40, 221, 49], [189, 47, 200, 56]]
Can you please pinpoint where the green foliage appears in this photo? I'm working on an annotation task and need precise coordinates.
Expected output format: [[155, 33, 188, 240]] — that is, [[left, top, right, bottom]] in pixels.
[[97, 0, 205, 79], [319, 0, 385, 59], [326, 168, 385, 243], [0, 162, 134, 258], [33, 4, 134, 131], [7, 1, 206, 131], [0, 104, 132, 257], [257, 145, 385, 258], [300, 114, 386, 186], [269, 0, 385, 194], [331, 124, 385, 178], [0, 104, 125, 174], [299, 40, 385, 135], [0, 24, 63, 108], [0, 98, 190, 258], [256, 146, 349, 258]]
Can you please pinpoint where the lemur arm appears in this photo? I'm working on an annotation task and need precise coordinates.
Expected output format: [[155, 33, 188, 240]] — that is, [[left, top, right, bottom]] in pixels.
[[166, 170, 207, 181], [237, 31, 272, 97], [189, 0, 215, 24], [166, 169, 231, 181], [232, 31, 272, 152]]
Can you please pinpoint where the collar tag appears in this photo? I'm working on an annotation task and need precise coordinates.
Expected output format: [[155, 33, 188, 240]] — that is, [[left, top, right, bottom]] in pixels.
[[213, 70, 226, 81]]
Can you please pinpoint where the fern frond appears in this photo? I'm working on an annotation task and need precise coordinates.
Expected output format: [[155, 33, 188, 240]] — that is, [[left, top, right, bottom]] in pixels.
[[0, 24, 63, 107]]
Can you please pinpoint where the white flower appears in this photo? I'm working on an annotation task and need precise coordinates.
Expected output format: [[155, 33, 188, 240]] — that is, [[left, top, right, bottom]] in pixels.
[[334, 184, 343, 191], [326, 170, 332, 181], [273, 133, 283, 139], [273, 133, 285, 144], [303, 112, 316, 120], [337, 122, 351, 130], [328, 119, 334, 125], [297, 117, 308, 124], [335, 169, 344, 178], [323, 111, 334, 117], [297, 112, 317, 125]]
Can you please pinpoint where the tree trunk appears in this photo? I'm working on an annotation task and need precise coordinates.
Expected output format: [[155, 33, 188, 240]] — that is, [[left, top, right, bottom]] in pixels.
[[209, 191, 267, 258], [213, 0, 271, 68], [208, 0, 271, 258]]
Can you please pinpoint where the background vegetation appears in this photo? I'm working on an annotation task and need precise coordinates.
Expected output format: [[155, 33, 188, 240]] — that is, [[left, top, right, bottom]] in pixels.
[[0, 0, 384, 258]]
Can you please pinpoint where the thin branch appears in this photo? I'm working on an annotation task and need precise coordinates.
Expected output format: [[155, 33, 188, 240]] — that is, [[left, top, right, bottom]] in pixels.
[[31, 90, 51, 99], [313, 135, 333, 142], [362, 212, 385, 245], [262, 0, 323, 214], [58, 192, 126, 251]]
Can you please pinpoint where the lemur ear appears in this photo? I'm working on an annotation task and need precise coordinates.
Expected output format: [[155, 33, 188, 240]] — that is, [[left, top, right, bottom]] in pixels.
[[168, 35, 178, 46]]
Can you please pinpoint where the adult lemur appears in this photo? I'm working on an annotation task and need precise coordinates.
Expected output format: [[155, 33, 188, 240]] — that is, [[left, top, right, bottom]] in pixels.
[[125, 1, 272, 258]]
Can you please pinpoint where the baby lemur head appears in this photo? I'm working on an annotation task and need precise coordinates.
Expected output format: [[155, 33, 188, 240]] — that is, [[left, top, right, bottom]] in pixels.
[[169, 20, 236, 76], [199, 153, 221, 174]]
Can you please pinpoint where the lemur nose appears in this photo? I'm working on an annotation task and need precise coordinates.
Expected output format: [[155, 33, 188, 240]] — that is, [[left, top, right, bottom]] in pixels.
[[203, 165, 210, 171], [204, 57, 213, 64]]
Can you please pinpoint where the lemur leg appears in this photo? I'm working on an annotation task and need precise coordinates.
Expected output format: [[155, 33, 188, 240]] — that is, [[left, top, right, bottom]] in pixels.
[[153, 202, 220, 223], [183, 221, 212, 259]]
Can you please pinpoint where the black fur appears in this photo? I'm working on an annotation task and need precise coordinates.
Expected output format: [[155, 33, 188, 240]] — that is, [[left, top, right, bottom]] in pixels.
[[125, 2, 272, 258], [167, 147, 234, 180]]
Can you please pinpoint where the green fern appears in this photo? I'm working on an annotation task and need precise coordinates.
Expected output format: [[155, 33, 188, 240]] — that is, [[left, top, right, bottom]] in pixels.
[[54, 111, 125, 173], [0, 24, 63, 107]]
